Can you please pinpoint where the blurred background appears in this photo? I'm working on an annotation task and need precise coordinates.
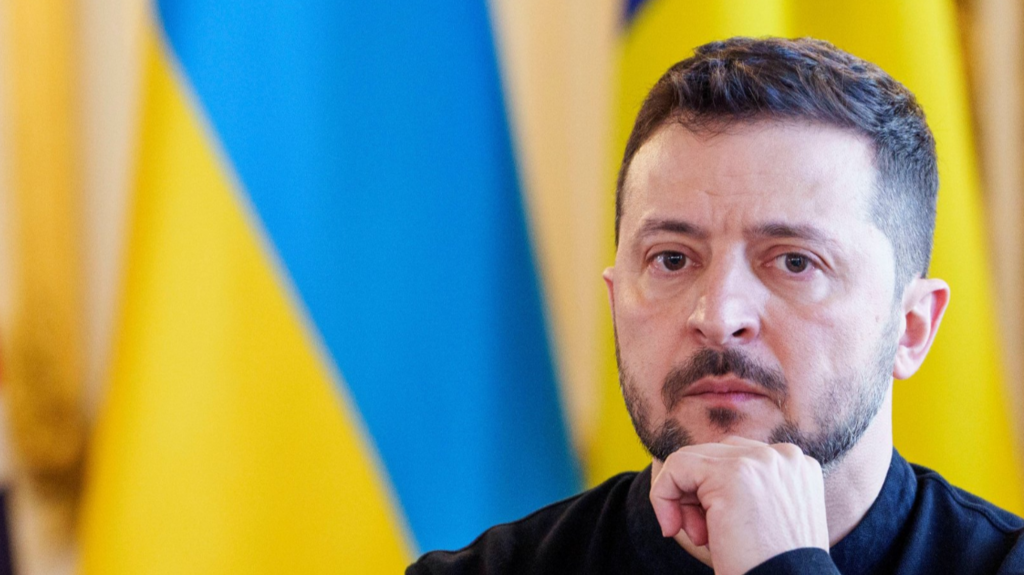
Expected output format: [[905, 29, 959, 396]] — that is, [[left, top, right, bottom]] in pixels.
[[0, 0, 1020, 573]]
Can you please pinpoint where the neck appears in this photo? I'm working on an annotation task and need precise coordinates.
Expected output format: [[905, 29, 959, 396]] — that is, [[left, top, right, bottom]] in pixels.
[[670, 390, 894, 564], [820, 390, 894, 544]]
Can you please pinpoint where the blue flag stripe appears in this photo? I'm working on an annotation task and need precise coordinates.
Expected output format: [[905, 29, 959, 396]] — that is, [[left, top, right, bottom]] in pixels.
[[154, 0, 582, 552]]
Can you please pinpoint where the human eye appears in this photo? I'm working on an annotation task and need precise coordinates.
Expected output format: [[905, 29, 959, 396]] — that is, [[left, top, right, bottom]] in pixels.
[[651, 251, 690, 272], [772, 252, 815, 275]]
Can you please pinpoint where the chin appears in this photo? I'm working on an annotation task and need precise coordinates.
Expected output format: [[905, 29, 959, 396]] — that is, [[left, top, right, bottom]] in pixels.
[[642, 405, 787, 461], [688, 409, 779, 444], [691, 428, 773, 445]]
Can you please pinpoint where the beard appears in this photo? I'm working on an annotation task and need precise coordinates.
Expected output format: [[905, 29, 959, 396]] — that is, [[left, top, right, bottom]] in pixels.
[[617, 314, 898, 474]]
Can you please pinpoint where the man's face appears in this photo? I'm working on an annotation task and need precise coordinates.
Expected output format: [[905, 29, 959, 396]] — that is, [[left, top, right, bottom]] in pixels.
[[606, 120, 901, 470]]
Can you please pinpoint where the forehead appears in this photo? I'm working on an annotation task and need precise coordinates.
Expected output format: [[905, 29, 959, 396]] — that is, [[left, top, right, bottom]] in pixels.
[[621, 120, 879, 240]]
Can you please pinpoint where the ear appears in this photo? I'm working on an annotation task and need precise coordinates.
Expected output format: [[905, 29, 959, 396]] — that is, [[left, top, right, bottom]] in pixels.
[[893, 277, 950, 380], [603, 266, 616, 316]]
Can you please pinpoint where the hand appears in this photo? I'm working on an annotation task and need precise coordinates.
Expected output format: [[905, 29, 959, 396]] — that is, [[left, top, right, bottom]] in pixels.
[[649, 436, 828, 575]]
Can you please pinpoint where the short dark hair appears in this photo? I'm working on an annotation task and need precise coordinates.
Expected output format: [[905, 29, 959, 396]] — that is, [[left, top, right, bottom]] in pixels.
[[615, 37, 938, 288]]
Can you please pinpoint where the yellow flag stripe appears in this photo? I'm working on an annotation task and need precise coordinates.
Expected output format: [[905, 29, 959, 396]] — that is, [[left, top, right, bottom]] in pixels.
[[80, 26, 413, 573]]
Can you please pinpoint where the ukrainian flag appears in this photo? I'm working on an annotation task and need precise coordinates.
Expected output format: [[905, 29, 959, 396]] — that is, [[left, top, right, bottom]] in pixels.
[[590, 0, 1024, 515], [80, 2, 580, 572], [78, 0, 1023, 572]]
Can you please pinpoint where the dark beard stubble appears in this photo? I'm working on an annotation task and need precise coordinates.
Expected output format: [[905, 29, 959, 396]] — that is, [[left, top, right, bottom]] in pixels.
[[616, 315, 898, 474]]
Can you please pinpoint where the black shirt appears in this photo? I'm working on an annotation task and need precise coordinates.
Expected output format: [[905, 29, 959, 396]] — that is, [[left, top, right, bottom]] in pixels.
[[408, 450, 1024, 574]]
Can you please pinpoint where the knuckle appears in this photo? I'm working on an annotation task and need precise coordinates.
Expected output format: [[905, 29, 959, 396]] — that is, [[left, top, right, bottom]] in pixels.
[[776, 442, 805, 460], [723, 434, 746, 446], [804, 454, 823, 472], [730, 456, 761, 481], [663, 449, 686, 468], [754, 444, 779, 465]]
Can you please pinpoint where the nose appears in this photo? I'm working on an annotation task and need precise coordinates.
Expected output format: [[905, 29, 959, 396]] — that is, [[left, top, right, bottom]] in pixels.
[[687, 253, 763, 347]]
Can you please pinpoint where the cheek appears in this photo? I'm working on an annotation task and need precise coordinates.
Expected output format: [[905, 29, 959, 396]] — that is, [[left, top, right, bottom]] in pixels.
[[636, 270, 695, 303], [763, 299, 869, 383], [613, 285, 687, 378]]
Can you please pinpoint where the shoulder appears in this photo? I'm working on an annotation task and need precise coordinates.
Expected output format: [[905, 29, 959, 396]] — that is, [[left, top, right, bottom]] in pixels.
[[905, 462, 1024, 572], [407, 471, 640, 575], [910, 463, 1023, 533]]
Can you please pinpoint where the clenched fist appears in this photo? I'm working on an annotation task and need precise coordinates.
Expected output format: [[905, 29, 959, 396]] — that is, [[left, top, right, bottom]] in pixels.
[[650, 436, 829, 575]]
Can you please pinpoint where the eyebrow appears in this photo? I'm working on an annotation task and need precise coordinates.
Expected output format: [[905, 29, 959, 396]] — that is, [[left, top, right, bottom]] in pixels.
[[636, 218, 708, 241], [635, 219, 834, 245], [747, 222, 831, 243]]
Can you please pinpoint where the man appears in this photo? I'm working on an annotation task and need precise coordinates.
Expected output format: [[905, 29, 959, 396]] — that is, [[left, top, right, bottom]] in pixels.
[[408, 37, 1024, 574]]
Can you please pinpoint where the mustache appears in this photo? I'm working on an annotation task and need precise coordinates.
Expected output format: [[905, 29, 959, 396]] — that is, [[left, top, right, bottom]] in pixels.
[[662, 348, 787, 410]]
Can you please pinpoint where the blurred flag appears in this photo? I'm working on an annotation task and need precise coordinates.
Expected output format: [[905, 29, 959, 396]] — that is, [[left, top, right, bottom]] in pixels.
[[80, 1, 580, 573], [589, 0, 1024, 515], [0, 0, 86, 572]]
